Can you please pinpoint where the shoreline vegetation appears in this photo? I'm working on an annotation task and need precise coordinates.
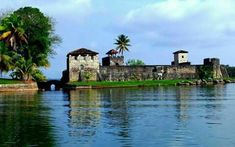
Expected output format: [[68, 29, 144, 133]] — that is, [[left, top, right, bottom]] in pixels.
[[0, 78, 25, 84], [65, 78, 235, 89], [0, 78, 234, 91]]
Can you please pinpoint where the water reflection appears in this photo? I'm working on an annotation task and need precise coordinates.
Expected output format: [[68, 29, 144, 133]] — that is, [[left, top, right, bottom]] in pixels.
[[0, 84, 235, 146], [175, 87, 191, 121], [65, 86, 235, 146], [101, 88, 132, 146], [68, 90, 101, 142], [0, 91, 55, 147]]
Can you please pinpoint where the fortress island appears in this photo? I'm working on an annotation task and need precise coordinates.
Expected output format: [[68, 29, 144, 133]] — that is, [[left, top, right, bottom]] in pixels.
[[60, 48, 229, 88]]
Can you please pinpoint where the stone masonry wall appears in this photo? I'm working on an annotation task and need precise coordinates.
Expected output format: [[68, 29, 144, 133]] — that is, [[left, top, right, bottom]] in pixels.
[[164, 65, 199, 79], [0, 83, 38, 91], [99, 65, 199, 81], [68, 55, 99, 82]]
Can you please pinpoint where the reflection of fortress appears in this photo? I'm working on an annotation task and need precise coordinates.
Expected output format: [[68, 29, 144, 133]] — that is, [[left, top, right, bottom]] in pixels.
[[68, 90, 101, 137], [62, 48, 228, 82]]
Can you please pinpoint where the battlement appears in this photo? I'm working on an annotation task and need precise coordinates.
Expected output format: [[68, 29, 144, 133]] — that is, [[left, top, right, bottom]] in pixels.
[[66, 48, 100, 82], [68, 54, 99, 61], [203, 58, 220, 66]]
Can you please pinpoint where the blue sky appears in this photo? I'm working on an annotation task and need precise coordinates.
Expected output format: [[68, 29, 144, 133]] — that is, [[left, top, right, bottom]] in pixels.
[[1, 0, 235, 79]]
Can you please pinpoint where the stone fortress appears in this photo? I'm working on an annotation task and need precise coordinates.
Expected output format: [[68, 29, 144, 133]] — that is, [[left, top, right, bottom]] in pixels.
[[61, 48, 229, 82]]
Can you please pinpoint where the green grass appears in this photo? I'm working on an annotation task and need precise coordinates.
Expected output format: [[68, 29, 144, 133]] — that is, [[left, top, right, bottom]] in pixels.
[[68, 79, 193, 88], [0, 78, 24, 84]]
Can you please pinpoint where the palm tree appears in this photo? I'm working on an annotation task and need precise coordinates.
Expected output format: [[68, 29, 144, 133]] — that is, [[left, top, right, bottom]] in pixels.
[[0, 44, 13, 77], [114, 34, 131, 56], [0, 14, 28, 51], [11, 55, 36, 81]]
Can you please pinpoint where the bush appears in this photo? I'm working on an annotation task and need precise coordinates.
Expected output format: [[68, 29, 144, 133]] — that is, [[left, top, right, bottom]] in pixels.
[[31, 69, 46, 82], [126, 59, 145, 66]]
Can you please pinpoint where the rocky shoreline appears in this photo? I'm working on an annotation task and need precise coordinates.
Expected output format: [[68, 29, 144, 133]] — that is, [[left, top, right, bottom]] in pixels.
[[176, 79, 235, 86]]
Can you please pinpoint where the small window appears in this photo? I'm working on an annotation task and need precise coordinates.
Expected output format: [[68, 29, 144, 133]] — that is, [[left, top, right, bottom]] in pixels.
[[182, 55, 184, 58]]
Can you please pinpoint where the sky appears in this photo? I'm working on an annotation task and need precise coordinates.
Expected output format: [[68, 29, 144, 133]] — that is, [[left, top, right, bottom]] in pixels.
[[1, 0, 235, 79]]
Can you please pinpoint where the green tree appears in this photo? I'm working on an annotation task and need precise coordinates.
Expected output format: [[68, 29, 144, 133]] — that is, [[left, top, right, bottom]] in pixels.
[[0, 43, 13, 76], [0, 7, 61, 81], [0, 13, 27, 76], [225, 65, 235, 78], [114, 34, 130, 56], [198, 65, 213, 80], [13, 7, 61, 67], [0, 13, 28, 51], [10, 55, 36, 81], [126, 59, 145, 66]]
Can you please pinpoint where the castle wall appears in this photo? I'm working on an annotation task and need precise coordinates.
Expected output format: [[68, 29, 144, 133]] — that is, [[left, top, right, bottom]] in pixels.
[[99, 65, 199, 81], [164, 65, 198, 79], [68, 55, 99, 82]]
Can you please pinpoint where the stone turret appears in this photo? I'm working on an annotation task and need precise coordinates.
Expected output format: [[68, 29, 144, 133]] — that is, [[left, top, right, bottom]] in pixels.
[[203, 58, 222, 79], [67, 48, 99, 82], [172, 50, 191, 66], [102, 49, 124, 66]]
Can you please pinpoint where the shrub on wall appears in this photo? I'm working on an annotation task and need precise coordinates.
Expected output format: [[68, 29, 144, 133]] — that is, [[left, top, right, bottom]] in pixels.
[[198, 65, 213, 80]]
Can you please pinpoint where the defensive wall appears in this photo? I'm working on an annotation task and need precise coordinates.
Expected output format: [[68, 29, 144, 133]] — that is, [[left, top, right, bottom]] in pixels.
[[98, 58, 228, 81], [99, 65, 198, 81]]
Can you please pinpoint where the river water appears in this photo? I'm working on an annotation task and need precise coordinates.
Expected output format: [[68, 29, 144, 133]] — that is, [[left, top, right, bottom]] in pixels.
[[0, 84, 235, 147]]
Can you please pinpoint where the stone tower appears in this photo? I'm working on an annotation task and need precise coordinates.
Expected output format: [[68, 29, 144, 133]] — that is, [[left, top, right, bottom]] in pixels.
[[203, 58, 223, 79], [102, 49, 124, 66], [172, 50, 191, 65], [67, 48, 99, 82]]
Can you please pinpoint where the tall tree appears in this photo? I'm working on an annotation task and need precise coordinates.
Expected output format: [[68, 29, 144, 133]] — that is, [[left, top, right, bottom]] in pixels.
[[13, 7, 61, 67], [0, 7, 61, 81], [0, 14, 28, 51], [114, 34, 130, 56], [0, 43, 13, 76]]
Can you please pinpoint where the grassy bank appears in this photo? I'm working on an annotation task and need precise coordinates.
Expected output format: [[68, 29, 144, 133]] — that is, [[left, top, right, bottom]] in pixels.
[[0, 78, 24, 84], [68, 79, 193, 88]]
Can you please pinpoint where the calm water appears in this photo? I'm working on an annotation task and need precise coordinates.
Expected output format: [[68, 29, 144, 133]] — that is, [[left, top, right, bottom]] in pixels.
[[1, 84, 235, 147]]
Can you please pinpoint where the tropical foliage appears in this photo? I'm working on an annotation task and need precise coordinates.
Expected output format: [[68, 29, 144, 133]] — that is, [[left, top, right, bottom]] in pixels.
[[198, 65, 213, 80], [225, 65, 235, 78], [83, 70, 92, 82], [0, 7, 60, 81], [0, 42, 13, 75], [126, 59, 145, 66], [114, 34, 130, 56], [0, 14, 28, 51]]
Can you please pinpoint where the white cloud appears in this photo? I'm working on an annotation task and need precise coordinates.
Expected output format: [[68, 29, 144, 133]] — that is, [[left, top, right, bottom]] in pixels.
[[121, 0, 235, 48], [0, 0, 92, 18]]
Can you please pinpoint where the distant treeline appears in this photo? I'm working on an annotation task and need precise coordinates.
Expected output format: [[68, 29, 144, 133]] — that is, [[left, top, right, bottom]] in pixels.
[[225, 66, 235, 78]]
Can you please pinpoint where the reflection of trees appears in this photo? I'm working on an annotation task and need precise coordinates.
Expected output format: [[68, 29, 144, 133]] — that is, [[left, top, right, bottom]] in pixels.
[[68, 90, 101, 138], [0, 91, 55, 146], [200, 85, 225, 122], [201, 85, 225, 98]]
